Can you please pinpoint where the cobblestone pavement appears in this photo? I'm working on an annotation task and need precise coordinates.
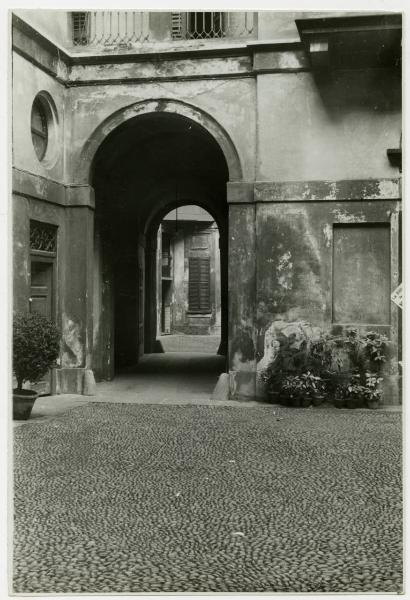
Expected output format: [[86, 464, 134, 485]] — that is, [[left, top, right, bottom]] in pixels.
[[13, 404, 402, 594]]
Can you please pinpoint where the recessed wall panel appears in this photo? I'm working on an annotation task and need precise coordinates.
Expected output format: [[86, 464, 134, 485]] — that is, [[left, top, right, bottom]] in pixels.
[[333, 224, 390, 324]]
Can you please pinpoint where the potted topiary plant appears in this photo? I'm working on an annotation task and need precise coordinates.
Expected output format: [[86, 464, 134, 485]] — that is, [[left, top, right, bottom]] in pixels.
[[13, 311, 60, 420]]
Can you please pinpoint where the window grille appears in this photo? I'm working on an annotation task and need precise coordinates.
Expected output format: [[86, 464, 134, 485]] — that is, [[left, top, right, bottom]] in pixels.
[[72, 12, 90, 45], [188, 257, 211, 313], [30, 221, 57, 254], [172, 12, 225, 40]]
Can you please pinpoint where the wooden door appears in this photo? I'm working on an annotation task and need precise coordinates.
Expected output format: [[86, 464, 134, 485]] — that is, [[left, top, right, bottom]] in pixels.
[[29, 259, 54, 395]]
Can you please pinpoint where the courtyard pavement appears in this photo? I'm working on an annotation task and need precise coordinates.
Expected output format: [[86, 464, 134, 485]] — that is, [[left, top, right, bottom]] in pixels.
[[96, 352, 228, 405], [13, 403, 402, 594], [158, 334, 220, 354]]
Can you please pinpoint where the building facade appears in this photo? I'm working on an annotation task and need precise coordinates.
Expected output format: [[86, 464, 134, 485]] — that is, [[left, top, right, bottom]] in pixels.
[[158, 207, 221, 339], [12, 11, 402, 400]]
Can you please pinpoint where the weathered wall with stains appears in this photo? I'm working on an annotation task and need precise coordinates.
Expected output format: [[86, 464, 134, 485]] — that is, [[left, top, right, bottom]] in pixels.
[[12, 11, 402, 400], [66, 76, 256, 184], [12, 48, 95, 394], [12, 53, 65, 182], [253, 198, 401, 403], [12, 187, 95, 394]]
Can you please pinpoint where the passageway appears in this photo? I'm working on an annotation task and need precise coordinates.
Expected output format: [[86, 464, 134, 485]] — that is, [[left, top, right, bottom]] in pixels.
[[96, 352, 226, 403], [91, 110, 229, 382]]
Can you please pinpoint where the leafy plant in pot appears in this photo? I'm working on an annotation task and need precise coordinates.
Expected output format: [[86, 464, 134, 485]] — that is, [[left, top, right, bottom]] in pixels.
[[335, 371, 383, 410], [13, 312, 60, 420], [282, 371, 326, 408]]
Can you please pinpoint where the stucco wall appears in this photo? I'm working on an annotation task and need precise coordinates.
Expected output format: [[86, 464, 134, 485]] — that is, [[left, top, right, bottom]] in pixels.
[[12, 53, 66, 183], [252, 198, 401, 403], [257, 11, 364, 41], [67, 77, 256, 184], [14, 10, 70, 48], [257, 69, 401, 181]]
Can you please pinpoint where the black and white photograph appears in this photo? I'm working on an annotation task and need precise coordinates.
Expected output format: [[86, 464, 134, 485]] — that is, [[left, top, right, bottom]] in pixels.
[[5, 3, 404, 596]]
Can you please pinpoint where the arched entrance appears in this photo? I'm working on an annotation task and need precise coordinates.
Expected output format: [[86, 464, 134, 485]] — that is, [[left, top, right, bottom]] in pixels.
[[90, 105, 235, 381]]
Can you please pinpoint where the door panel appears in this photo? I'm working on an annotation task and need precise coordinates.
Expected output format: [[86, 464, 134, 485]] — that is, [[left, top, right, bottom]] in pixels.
[[30, 260, 53, 395]]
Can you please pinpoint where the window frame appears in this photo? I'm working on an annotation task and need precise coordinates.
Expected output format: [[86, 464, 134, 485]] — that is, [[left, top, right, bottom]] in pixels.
[[188, 256, 211, 314], [31, 98, 48, 161], [171, 12, 225, 40]]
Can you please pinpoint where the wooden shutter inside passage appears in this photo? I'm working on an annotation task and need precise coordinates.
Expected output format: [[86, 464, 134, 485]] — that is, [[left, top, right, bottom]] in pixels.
[[189, 257, 211, 313]]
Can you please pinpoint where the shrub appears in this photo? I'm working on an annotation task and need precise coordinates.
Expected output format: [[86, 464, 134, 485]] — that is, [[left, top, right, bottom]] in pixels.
[[333, 329, 389, 409], [261, 324, 389, 409], [335, 371, 384, 409], [13, 312, 60, 391], [260, 330, 337, 406]]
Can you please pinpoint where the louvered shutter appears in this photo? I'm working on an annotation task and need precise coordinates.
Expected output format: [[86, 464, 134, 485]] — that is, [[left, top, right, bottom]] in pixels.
[[189, 257, 211, 312], [72, 12, 90, 45], [171, 13, 183, 39]]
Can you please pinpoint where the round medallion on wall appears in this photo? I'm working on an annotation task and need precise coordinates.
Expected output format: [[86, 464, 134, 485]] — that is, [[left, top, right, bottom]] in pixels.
[[30, 92, 58, 167]]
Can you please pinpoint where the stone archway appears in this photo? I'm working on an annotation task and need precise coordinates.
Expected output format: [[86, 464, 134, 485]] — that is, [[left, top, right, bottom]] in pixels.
[[79, 98, 243, 185], [89, 106, 236, 380]]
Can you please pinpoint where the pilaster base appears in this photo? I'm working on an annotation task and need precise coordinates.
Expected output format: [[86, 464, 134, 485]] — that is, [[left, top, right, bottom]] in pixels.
[[55, 368, 96, 396]]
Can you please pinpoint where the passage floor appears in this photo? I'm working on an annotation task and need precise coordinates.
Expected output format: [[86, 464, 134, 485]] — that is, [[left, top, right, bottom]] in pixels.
[[13, 404, 402, 593]]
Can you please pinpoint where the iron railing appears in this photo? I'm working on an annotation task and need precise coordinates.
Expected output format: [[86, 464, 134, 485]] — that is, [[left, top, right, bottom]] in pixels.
[[71, 11, 255, 47]]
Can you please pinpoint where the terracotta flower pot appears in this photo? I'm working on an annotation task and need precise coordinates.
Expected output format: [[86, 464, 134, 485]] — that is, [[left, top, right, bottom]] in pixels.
[[13, 389, 38, 420]]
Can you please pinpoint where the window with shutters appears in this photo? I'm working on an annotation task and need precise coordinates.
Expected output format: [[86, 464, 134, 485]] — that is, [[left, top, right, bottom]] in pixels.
[[72, 12, 90, 45], [188, 257, 211, 313]]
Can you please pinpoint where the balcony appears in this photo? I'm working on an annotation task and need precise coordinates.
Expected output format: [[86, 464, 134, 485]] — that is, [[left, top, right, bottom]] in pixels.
[[71, 11, 256, 50]]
